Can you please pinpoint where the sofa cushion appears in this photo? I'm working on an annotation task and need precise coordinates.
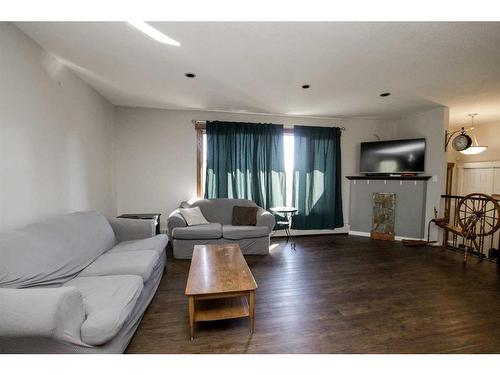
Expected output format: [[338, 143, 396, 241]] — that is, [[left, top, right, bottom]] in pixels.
[[232, 206, 258, 226], [108, 234, 168, 255], [172, 223, 222, 240], [78, 251, 159, 282], [179, 207, 209, 226], [222, 225, 270, 240], [64, 275, 143, 346], [0, 211, 116, 288]]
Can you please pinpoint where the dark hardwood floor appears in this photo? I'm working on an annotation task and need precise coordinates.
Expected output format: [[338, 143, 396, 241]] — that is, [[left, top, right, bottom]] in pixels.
[[126, 235, 500, 353]]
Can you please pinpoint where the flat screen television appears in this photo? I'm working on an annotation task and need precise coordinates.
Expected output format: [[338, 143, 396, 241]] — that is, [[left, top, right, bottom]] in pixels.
[[360, 138, 426, 175]]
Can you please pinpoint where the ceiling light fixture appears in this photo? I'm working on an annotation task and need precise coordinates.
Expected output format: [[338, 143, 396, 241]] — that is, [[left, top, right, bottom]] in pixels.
[[459, 114, 488, 155], [127, 21, 181, 46]]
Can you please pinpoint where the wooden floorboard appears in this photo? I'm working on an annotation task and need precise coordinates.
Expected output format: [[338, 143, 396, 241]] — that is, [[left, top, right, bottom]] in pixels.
[[126, 235, 500, 353]]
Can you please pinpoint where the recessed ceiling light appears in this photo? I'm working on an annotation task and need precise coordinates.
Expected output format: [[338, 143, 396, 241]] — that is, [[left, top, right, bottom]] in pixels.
[[127, 21, 181, 46], [380, 92, 391, 97], [302, 84, 310, 89], [185, 73, 196, 78]]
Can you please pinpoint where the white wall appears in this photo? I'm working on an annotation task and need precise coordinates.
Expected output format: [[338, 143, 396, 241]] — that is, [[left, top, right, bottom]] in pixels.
[[114, 106, 395, 231], [387, 107, 449, 240], [0, 23, 116, 231]]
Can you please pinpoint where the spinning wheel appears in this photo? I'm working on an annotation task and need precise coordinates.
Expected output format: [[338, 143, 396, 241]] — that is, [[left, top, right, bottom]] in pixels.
[[431, 193, 500, 263], [456, 193, 500, 237]]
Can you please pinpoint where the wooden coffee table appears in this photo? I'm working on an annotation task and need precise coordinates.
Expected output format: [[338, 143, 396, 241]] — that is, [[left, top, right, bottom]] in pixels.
[[185, 244, 258, 339]]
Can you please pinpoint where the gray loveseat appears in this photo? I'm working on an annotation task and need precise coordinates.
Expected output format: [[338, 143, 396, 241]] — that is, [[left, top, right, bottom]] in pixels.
[[167, 198, 275, 259], [0, 211, 168, 354]]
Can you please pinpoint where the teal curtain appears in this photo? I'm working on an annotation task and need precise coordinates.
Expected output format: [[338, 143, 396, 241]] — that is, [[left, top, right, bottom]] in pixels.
[[204, 121, 286, 209], [292, 126, 343, 229]]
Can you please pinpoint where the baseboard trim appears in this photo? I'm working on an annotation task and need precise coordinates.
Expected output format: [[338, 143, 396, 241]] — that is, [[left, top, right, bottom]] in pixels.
[[348, 230, 426, 242], [272, 225, 350, 237]]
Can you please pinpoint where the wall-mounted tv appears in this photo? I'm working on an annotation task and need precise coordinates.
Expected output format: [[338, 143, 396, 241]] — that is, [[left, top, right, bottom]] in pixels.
[[360, 138, 426, 175]]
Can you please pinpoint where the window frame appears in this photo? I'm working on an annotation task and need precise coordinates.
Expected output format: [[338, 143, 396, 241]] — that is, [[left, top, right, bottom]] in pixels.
[[195, 122, 206, 197]]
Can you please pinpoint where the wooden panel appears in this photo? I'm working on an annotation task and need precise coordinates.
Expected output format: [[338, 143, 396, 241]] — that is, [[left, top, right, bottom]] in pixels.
[[194, 122, 206, 130], [446, 163, 454, 195], [185, 244, 257, 296], [195, 297, 249, 322], [444, 163, 455, 219], [196, 128, 204, 197]]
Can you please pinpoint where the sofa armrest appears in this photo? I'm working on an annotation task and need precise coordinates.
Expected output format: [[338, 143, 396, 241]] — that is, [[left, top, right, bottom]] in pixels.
[[167, 209, 187, 236], [107, 217, 156, 242], [256, 208, 276, 233], [0, 287, 86, 345]]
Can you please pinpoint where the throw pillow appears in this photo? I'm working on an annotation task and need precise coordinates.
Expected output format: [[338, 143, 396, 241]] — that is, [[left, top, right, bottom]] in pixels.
[[232, 206, 258, 226], [179, 207, 209, 226]]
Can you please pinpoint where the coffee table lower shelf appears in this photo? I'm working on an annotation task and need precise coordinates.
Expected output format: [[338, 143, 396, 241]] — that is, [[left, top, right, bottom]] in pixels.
[[188, 291, 255, 339], [195, 296, 249, 322]]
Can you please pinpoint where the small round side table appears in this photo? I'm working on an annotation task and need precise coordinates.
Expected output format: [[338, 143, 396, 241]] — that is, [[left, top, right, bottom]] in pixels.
[[270, 206, 298, 249]]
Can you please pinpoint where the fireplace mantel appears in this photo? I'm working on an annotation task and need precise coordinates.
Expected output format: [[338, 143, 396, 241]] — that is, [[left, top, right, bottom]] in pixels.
[[346, 175, 432, 181]]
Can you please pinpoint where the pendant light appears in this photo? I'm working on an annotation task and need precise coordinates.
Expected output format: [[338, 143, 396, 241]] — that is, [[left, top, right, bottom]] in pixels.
[[460, 114, 488, 155]]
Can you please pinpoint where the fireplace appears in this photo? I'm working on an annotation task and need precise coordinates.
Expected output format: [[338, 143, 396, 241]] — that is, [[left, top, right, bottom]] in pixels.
[[347, 175, 431, 239]]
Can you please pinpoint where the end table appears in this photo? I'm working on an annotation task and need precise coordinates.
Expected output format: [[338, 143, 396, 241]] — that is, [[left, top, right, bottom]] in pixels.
[[270, 206, 297, 249], [117, 213, 161, 235]]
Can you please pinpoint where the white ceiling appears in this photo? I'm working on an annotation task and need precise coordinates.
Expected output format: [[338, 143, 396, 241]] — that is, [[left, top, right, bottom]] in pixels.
[[15, 22, 500, 125]]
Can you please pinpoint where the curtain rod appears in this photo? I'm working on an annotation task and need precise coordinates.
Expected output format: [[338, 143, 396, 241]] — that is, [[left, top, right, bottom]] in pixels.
[[192, 120, 346, 131]]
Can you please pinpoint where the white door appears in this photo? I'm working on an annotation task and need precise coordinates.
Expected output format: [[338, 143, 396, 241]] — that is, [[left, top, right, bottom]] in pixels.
[[493, 168, 500, 195], [460, 168, 494, 195]]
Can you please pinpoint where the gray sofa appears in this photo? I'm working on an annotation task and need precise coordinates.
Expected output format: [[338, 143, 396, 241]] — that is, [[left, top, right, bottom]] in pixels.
[[0, 211, 168, 354], [167, 198, 275, 259]]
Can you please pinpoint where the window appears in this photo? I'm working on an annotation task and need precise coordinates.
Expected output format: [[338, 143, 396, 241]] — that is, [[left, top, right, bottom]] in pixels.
[[197, 124, 294, 205], [283, 132, 294, 207]]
